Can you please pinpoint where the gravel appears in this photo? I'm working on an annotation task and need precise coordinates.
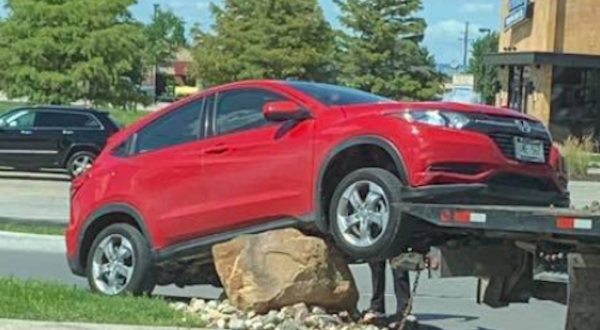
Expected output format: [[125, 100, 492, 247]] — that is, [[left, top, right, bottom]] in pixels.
[[171, 299, 392, 330]]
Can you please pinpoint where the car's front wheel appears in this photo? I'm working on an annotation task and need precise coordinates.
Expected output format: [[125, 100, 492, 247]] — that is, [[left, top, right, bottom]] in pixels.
[[86, 223, 156, 296], [329, 168, 411, 260]]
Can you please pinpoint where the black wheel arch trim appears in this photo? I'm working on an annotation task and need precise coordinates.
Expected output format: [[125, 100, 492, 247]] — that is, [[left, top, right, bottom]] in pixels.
[[61, 144, 101, 167], [314, 135, 409, 233], [70, 203, 152, 276]]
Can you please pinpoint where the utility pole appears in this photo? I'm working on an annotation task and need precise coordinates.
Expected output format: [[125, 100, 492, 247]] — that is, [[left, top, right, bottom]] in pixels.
[[462, 21, 470, 69]]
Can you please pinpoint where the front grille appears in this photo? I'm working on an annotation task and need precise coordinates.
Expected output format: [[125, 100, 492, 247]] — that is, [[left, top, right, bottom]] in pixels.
[[464, 114, 552, 164], [489, 132, 552, 163]]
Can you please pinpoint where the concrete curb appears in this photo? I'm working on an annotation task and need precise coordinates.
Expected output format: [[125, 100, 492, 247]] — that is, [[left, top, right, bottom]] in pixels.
[[0, 231, 65, 253], [0, 319, 204, 330], [0, 217, 66, 227]]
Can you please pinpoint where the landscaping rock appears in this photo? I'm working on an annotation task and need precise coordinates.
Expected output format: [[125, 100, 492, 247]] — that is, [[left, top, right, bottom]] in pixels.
[[279, 319, 304, 330], [189, 298, 206, 313], [230, 317, 247, 330], [292, 303, 310, 323], [212, 228, 358, 314], [179, 298, 394, 330], [217, 318, 228, 329], [169, 301, 188, 311]]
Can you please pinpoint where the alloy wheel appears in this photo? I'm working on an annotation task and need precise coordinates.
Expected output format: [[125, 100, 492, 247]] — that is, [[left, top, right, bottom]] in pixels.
[[336, 180, 390, 248], [91, 234, 135, 295], [71, 154, 94, 177]]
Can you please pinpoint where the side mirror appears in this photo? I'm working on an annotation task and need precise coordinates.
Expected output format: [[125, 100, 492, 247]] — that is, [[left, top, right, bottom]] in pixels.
[[263, 101, 311, 122]]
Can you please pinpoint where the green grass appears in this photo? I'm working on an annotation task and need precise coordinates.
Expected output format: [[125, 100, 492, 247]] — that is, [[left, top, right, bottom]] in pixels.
[[0, 277, 203, 327], [0, 101, 148, 126], [0, 222, 65, 236]]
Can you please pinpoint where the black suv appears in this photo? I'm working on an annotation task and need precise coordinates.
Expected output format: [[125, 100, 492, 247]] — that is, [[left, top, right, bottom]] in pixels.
[[0, 106, 120, 177]]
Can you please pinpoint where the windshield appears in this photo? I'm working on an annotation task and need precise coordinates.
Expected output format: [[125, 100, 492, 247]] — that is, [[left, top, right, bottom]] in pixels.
[[287, 81, 392, 106]]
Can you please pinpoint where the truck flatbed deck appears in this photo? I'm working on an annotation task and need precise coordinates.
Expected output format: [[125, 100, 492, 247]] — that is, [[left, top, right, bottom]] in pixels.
[[399, 202, 600, 330]]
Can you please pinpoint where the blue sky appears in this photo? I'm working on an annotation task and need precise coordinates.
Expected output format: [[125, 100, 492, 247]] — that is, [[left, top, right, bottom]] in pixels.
[[1, 0, 500, 65]]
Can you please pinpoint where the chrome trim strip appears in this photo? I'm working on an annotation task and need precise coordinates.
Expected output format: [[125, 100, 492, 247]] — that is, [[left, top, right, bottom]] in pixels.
[[0, 150, 58, 154], [474, 119, 547, 133]]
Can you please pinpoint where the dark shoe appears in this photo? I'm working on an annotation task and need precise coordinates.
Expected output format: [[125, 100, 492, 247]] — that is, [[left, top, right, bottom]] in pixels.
[[361, 310, 386, 326]]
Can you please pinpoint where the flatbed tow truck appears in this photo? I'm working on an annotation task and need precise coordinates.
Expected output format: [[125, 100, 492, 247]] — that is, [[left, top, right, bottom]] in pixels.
[[399, 202, 600, 330]]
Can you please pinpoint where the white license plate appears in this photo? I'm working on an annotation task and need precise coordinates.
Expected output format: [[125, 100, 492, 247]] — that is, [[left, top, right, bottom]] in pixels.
[[514, 137, 545, 163]]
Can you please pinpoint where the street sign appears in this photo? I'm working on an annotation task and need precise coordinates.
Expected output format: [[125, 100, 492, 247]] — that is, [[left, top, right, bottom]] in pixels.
[[505, 0, 529, 29]]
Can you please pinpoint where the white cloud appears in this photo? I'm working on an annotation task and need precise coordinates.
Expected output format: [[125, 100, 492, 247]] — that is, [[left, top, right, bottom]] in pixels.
[[460, 3, 494, 14], [427, 19, 483, 40]]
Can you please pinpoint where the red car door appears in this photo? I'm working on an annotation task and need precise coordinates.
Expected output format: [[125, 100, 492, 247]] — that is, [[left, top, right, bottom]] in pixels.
[[196, 87, 314, 233], [123, 98, 208, 245]]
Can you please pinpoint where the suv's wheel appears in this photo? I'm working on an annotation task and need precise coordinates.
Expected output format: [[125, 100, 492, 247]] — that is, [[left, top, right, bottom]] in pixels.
[[67, 151, 96, 178], [329, 168, 410, 260], [86, 223, 156, 296]]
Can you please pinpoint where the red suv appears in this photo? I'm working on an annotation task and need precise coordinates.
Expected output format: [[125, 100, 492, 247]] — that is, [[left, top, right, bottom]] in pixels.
[[66, 80, 569, 295]]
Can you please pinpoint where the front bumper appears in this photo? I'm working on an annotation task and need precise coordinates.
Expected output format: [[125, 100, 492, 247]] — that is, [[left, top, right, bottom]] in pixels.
[[398, 123, 568, 206], [402, 183, 570, 207]]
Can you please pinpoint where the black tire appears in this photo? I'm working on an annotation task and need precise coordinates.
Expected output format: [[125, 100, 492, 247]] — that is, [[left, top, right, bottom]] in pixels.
[[86, 223, 156, 296], [66, 151, 97, 178], [329, 168, 411, 261]]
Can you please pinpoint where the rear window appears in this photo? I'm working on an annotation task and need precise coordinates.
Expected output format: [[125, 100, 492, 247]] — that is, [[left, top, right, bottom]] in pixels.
[[287, 81, 392, 106]]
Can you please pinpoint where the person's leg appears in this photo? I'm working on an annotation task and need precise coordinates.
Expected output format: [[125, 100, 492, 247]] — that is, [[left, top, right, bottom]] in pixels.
[[368, 260, 387, 314], [392, 266, 411, 315]]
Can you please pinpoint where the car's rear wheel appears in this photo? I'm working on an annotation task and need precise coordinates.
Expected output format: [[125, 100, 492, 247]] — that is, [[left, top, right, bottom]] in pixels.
[[86, 223, 155, 296], [329, 168, 411, 261], [67, 151, 96, 178]]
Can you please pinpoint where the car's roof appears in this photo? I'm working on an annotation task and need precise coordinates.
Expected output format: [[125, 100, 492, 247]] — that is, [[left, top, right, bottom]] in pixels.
[[9, 105, 107, 115]]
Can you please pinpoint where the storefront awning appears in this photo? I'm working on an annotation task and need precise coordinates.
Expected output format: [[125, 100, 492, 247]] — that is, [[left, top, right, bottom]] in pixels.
[[484, 52, 600, 68]]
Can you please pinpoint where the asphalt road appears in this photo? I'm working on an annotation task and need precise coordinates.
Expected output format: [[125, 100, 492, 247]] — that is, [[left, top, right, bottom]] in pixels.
[[2, 172, 596, 330], [0, 231, 566, 330]]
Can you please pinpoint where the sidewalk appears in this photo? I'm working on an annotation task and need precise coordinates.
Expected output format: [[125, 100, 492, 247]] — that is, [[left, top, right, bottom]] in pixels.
[[0, 319, 203, 330]]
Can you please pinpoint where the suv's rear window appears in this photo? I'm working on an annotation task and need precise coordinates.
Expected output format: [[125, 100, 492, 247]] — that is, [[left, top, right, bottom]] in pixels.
[[287, 81, 392, 106]]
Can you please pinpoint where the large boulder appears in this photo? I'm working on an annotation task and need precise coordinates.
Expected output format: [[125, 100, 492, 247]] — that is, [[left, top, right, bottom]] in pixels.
[[212, 228, 359, 314]]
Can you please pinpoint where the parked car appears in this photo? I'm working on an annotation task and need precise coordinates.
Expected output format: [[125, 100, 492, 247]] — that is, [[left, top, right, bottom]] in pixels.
[[0, 106, 120, 177], [66, 80, 569, 296], [442, 85, 482, 104]]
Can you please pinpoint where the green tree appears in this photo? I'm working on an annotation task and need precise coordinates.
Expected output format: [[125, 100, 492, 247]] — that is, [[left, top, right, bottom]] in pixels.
[[192, 0, 336, 86], [469, 32, 500, 105], [0, 0, 147, 107], [335, 0, 442, 100], [145, 5, 187, 67]]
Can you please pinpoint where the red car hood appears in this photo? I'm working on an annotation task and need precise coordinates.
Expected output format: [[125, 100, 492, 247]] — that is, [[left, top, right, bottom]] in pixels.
[[340, 101, 536, 121], [403, 101, 534, 119]]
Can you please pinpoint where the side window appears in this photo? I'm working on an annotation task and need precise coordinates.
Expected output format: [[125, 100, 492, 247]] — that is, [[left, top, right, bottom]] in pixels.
[[135, 99, 203, 154], [35, 112, 100, 128], [215, 89, 286, 135], [0, 110, 36, 128]]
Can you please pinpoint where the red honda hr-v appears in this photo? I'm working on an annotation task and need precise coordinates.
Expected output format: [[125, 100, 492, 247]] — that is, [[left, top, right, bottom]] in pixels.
[[66, 80, 569, 295]]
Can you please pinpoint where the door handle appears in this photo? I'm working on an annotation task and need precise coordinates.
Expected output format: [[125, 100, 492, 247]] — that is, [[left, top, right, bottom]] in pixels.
[[204, 145, 230, 155], [20, 130, 33, 135], [63, 130, 74, 135]]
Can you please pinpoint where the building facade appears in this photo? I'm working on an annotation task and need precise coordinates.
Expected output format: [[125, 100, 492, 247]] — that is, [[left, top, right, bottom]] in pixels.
[[486, 0, 600, 142]]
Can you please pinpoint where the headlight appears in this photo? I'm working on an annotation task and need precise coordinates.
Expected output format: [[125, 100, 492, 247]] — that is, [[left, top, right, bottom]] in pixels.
[[402, 110, 471, 129]]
